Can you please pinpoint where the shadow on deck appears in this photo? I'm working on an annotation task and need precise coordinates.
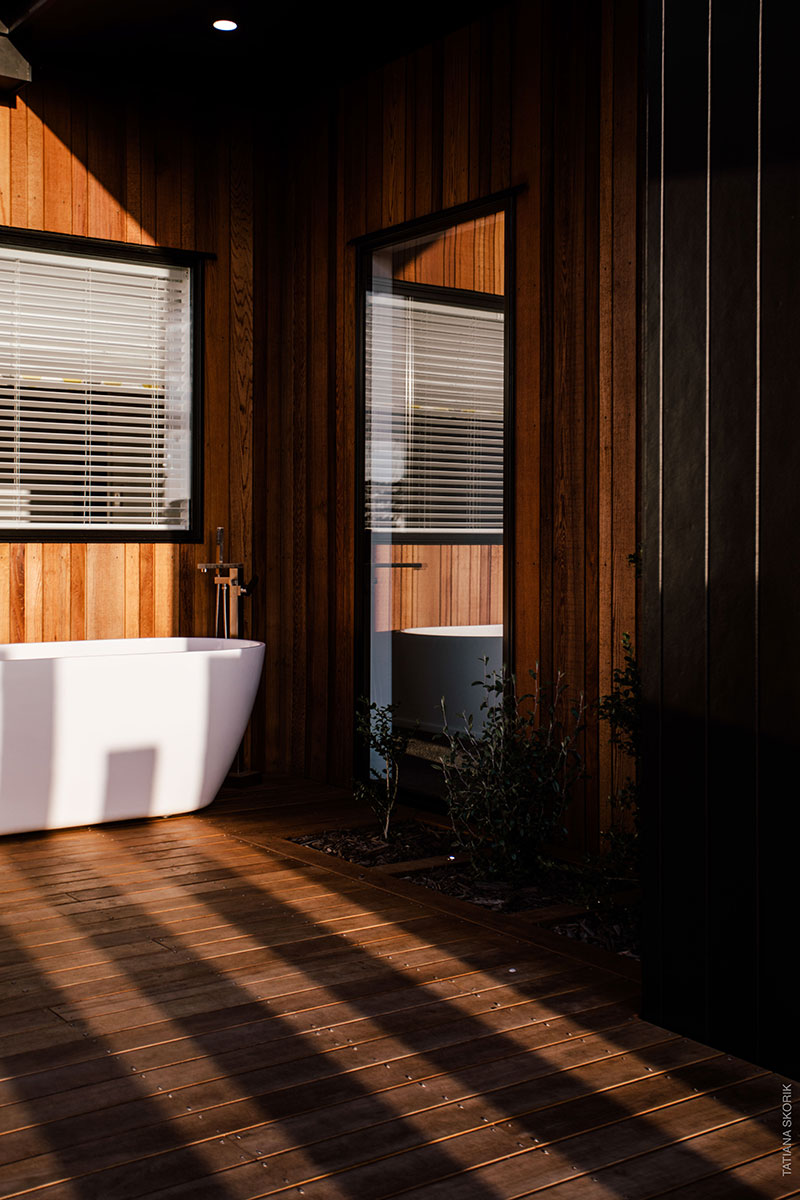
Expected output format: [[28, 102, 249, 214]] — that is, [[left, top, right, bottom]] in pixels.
[[0, 778, 794, 1199]]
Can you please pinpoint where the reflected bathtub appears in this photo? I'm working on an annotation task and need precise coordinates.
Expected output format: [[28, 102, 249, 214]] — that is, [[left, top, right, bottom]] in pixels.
[[0, 637, 264, 836], [391, 624, 502, 734]]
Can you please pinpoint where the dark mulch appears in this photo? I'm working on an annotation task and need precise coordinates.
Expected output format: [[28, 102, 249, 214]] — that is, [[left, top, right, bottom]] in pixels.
[[287, 820, 459, 867], [551, 907, 641, 960], [395, 860, 588, 913], [287, 819, 640, 959]]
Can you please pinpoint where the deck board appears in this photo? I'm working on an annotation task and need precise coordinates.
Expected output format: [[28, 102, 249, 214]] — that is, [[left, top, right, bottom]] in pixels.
[[0, 778, 794, 1199]]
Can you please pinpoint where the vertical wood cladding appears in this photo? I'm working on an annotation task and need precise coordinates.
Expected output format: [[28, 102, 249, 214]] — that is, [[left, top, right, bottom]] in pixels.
[[391, 212, 505, 292], [0, 82, 254, 657], [642, 0, 799, 1077], [371, 544, 504, 633], [255, 0, 639, 854]]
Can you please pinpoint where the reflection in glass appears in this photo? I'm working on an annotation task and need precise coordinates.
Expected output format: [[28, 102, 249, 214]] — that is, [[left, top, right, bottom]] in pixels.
[[363, 211, 506, 793]]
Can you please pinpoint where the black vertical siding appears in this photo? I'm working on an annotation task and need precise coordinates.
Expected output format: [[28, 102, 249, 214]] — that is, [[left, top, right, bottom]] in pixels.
[[659, 0, 710, 1040], [758, 1, 800, 1075], [642, 0, 800, 1077], [706, 0, 761, 1060]]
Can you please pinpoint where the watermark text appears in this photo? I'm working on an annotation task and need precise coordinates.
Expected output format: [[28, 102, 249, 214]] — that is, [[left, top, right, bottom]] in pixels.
[[782, 1084, 793, 1177]]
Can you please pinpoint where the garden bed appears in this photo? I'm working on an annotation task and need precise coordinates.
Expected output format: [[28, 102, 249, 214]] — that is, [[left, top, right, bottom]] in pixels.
[[289, 819, 459, 867], [287, 818, 640, 959]]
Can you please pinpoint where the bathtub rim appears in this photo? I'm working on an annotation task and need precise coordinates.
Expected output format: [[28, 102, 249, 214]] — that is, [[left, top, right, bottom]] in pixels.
[[397, 624, 503, 638], [0, 636, 264, 663]]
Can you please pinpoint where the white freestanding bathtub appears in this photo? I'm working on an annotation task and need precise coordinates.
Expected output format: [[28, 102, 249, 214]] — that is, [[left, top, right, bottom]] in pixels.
[[0, 637, 264, 836]]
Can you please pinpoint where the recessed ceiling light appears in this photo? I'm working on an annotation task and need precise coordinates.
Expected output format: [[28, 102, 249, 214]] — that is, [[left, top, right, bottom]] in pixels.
[[212, 19, 238, 31]]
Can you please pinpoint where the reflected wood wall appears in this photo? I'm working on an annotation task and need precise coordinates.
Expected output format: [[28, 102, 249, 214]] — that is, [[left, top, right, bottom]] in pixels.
[[0, 81, 254, 653], [255, 0, 639, 853], [380, 209, 504, 636], [391, 212, 505, 293], [372, 544, 503, 633]]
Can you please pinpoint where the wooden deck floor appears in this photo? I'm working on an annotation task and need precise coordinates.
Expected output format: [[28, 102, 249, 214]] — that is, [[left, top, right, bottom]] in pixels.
[[0, 779, 795, 1199]]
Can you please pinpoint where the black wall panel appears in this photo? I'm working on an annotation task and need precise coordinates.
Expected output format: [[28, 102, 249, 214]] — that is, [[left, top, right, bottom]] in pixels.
[[642, 0, 799, 1077]]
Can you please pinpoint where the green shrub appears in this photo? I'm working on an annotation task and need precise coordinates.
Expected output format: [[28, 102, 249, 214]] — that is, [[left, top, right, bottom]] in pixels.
[[353, 698, 414, 840], [437, 666, 585, 881], [596, 631, 641, 886]]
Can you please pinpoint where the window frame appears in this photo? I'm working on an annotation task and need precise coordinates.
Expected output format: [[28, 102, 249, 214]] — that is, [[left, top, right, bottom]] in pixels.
[[353, 189, 518, 762], [0, 225, 208, 544]]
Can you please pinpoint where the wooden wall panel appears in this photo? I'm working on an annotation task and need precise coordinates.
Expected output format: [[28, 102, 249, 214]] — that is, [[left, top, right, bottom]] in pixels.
[[0, 80, 255, 760], [255, 0, 639, 852], [42, 544, 71, 643], [69, 545, 85, 640], [0, 107, 10, 226], [9, 545, 24, 643], [42, 83, 72, 235], [24, 543, 42, 642], [86, 544, 124, 640], [392, 212, 504, 293]]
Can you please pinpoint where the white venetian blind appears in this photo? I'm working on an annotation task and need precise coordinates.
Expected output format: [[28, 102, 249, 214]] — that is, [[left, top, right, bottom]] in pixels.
[[365, 291, 504, 534], [0, 244, 193, 530]]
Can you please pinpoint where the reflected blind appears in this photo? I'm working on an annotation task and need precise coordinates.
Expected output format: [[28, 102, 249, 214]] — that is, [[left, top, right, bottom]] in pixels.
[[365, 292, 504, 534], [0, 245, 193, 530]]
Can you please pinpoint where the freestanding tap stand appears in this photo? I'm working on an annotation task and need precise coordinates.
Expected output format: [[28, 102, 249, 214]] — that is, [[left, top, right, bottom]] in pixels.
[[198, 527, 247, 640], [198, 527, 261, 786]]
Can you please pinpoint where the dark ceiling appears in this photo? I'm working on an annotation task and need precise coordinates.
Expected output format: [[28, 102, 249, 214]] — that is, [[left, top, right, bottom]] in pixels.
[[3, 0, 504, 100]]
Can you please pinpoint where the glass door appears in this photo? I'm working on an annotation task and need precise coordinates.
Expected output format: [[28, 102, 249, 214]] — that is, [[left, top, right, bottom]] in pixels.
[[361, 208, 507, 794]]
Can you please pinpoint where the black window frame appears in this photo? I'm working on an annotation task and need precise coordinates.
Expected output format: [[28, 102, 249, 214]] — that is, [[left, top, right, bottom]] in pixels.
[[0, 225, 208, 544]]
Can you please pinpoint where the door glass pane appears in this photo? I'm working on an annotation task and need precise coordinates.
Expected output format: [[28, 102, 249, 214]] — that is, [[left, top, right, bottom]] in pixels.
[[363, 211, 506, 795]]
